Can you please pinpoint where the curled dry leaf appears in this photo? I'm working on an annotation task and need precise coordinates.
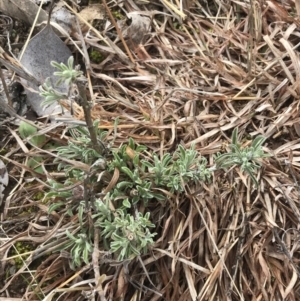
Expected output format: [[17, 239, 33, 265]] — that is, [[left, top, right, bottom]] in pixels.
[[51, 4, 76, 34], [127, 12, 151, 45], [78, 4, 105, 32]]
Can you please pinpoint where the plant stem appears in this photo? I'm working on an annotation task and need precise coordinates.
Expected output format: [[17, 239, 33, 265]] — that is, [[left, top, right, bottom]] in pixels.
[[76, 78, 103, 155]]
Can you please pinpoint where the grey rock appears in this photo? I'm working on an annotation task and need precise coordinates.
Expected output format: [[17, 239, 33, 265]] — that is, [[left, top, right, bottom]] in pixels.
[[20, 25, 72, 117]]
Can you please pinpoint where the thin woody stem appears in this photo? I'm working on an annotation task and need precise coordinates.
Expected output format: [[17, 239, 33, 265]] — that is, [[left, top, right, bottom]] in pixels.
[[76, 78, 103, 155]]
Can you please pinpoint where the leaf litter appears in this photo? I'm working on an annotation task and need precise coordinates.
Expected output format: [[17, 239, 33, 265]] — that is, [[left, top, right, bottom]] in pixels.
[[1, 0, 300, 300]]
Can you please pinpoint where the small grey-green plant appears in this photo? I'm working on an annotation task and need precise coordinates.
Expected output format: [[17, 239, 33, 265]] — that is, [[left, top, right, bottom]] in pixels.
[[141, 143, 212, 193], [18, 121, 52, 174], [175, 144, 212, 183], [63, 230, 93, 269], [54, 120, 107, 176], [52, 195, 157, 262], [97, 207, 156, 261], [109, 137, 147, 171], [215, 128, 270, 186], [39, 78, 67, 107], [141, 153, 173, 186], [39, 56, 82, 108], [51, 56, 83, 86]]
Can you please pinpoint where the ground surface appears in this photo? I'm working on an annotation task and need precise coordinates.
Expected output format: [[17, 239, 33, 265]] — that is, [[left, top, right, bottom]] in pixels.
[[1, 1, 300, 301]]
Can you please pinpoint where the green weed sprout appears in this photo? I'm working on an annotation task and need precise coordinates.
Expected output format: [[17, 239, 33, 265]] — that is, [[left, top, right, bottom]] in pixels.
[[39, 78, 67, 107], [215, 128, 270, 186], [39, 56, 82, 108], [51, 56, 83, 86], [96, 206, 156, 261], [63, 230, 93, 269]]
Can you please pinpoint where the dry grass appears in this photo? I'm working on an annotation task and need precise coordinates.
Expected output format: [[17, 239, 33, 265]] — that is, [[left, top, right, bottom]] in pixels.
[[1, 0, 300, 300]]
